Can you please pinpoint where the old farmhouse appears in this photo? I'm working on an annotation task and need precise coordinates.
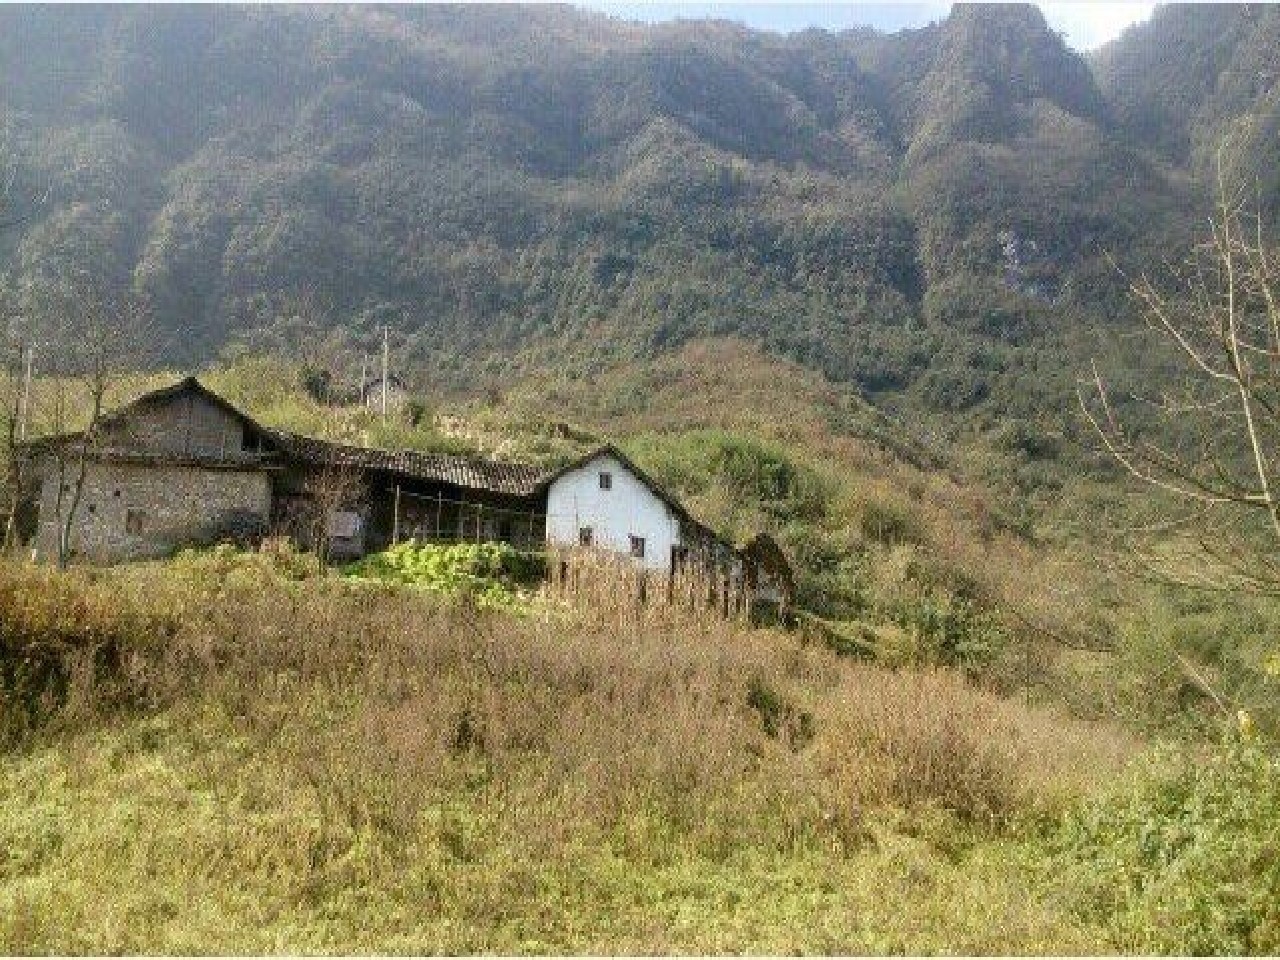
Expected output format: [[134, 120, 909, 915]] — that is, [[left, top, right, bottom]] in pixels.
[[12, 378, 793, 611]]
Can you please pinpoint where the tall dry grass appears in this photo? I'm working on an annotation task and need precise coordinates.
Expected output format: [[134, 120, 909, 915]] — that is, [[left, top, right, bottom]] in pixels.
[[1, 553, 1136, 846], [0, 553, 1153, 952], [545, 544, 751, 629]]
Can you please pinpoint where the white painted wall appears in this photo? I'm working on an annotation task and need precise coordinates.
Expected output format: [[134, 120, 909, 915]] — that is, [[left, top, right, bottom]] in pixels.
[[545, 454, 682, 570]]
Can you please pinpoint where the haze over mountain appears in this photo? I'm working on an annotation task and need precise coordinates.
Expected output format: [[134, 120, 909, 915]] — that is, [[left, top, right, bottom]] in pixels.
[[1, 3, 1277, 430], [587, 2, 1156, 52]]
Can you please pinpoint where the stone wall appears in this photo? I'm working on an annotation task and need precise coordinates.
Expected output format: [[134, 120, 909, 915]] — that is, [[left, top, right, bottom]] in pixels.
[[101, 392, 249, 458], [33, 461, 272, 562]]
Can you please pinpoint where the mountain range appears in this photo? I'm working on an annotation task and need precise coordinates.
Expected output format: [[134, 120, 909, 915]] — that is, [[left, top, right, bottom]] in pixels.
[[1, 2, 1278, 433]]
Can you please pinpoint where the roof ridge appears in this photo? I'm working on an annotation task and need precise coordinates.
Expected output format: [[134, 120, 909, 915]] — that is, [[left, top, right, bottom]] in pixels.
[[24, 376, 549, 496], [262, 426, 546, 474]]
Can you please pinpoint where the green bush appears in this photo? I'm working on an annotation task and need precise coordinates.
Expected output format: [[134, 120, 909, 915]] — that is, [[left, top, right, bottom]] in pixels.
[[859, 497, 926, 546], [887, 591, 1009, 670], [625, 430, 831, 527], [745, 675, 815, 749], [343, 541, 545, 610], [1046, 740, 1280, 954]]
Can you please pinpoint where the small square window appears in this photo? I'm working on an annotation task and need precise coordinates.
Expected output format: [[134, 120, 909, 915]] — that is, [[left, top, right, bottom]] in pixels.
[[599, 472, 612, 490], [125, 510, 145, 535], [579, 526, 593, 547], [629, 535, 646, 559]]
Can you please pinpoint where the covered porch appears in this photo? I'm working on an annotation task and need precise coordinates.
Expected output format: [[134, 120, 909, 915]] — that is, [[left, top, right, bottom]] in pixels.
[[362, 473, 547, 552]]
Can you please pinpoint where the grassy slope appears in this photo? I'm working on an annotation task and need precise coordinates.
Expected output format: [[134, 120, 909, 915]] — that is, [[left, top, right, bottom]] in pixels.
[[7, 340, 1262, 727], [3, 346, 1279, 952], [0, 555, 1133, 953], [0, 718, 1110, 954]]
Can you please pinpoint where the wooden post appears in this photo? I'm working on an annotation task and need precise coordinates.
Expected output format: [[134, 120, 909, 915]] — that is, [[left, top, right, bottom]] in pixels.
[[381, 325, 389, 422], [19, 344, 33, 441], [392, 483, 401, 545], [435, 491, 443, 542]]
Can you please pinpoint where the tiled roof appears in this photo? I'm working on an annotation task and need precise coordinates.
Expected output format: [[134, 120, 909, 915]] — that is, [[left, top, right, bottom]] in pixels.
[[264, 430, 548, 496], [20, 377, 550, 497]]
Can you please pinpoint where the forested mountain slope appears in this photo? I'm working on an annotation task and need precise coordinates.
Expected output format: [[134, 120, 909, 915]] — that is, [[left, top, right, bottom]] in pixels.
[[1093, 2, 1280, 194], [0, 3, 1276, 431]]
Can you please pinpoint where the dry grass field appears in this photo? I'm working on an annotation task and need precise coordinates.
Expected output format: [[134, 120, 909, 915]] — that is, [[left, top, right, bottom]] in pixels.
[[0, 552, 1152, 953], [3, 352, 1278, 954]]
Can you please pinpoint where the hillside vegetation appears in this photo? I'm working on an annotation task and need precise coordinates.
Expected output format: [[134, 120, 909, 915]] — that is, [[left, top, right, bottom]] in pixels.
[[3, 347, 1280, 954], [0, 349, 1124, 708], [7, 339, 1278, 734], [4, 5, 1280, 952], [4, 4, 1275, 443], [3, 551, 1276, 954]]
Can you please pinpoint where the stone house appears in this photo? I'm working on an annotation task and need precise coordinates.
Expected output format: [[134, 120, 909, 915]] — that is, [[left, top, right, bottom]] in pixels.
[[15, 378, 543, 563], [18, 380, 277, 562], [12, 378, 792, 611]]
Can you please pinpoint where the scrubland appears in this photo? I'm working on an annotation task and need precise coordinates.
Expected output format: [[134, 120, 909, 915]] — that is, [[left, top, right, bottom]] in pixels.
[[1, 550, 1276, 954], [3, 350, 1280, 952]]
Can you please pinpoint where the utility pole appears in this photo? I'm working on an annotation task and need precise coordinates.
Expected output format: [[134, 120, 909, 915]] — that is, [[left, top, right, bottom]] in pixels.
[[359, 355, 368, 408], [19, 343, 33, 440], [381, 325, 389, 422]]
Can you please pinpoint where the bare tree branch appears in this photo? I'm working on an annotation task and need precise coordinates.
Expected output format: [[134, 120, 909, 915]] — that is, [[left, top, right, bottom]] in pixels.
[[1083, 140, 1280, 593]]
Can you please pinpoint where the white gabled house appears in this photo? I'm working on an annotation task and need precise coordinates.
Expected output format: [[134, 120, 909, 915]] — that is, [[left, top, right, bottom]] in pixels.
[[539, 444, 794, 618], [535, 448, 793, 619], [540, 445, 734, 572], [542, 446, 684, 570]]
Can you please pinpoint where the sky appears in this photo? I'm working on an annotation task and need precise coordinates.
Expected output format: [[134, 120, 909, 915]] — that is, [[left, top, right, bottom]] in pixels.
[[577, 2, 1158, 51]]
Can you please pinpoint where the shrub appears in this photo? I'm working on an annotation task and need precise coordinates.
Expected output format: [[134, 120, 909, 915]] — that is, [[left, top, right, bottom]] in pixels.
[[0, 562, 179, 744], [403, 396, 430, 427], [624, 429, 831, 527], [343, 541, 545, 610], [994, 418, 1063, 460], [298, 365, 333, 403], [746, 675, 815, 750], [1046, 740, 1280, 954], [820, 667, 1032, 824], [169, 541, 321, 584], [858, 497, 926, 546]]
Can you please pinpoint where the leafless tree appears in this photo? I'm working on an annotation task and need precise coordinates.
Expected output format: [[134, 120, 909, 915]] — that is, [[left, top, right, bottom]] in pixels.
[[26, 277, 157, 567], [0, 166, 40, 549], [0, 128, 50, 551], [302, 454, 363, 572], [1, 332, 28, 552], [1080, 145, 1280, 595]]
